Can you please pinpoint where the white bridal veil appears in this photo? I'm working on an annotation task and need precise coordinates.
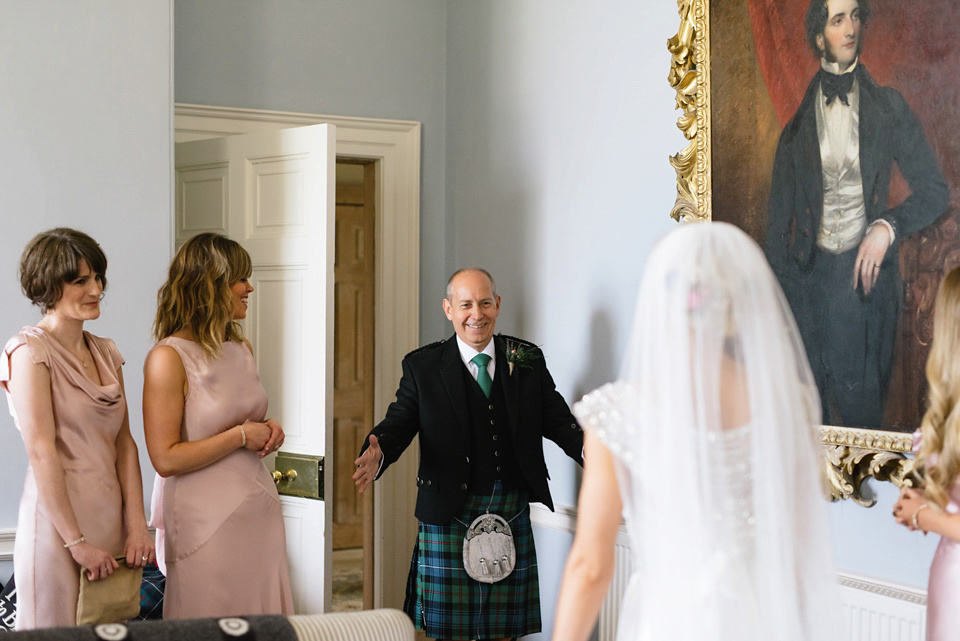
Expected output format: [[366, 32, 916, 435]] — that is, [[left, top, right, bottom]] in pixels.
[[574, 222, 838, 641]]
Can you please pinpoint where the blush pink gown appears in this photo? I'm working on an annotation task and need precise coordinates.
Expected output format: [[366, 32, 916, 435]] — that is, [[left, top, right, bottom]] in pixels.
[[1, 327, 127, 630], [150, 337, 293, 619], [926, 486, 960, 641]]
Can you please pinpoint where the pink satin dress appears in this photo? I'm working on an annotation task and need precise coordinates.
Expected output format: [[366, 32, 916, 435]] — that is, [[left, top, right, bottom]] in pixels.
[[1, 327, 127, 630], [926, 485, 960, 641], [150, 337, 293, 619]]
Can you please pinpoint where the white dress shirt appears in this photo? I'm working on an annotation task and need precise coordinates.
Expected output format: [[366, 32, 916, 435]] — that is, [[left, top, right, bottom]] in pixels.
[[456, 336, 497, 383]]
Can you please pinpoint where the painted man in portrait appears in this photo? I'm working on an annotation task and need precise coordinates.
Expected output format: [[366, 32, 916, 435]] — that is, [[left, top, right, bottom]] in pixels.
[[764, 0, 949, 427]]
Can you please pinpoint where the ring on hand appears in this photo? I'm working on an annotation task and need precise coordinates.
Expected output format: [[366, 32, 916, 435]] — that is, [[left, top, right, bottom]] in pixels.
[[141, 555, 148, 561]]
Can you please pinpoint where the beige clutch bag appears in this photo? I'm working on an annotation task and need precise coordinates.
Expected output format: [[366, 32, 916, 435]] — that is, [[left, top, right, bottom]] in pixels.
[[76, 556, 142, 625]]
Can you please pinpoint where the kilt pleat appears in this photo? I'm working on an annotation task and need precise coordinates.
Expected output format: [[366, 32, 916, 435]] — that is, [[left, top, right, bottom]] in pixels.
[[402, 482, 541, 640]]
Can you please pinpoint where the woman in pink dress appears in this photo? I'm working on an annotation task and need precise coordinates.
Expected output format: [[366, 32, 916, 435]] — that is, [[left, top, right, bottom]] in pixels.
[[1, 228, 154, 629], [894, 265, 960, 641], [143, 232, 293, 619]]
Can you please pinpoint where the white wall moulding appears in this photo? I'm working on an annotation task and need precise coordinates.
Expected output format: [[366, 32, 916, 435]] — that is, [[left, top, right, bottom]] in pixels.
[[0, 529, 162, 565], [0, 530, 13, 563]]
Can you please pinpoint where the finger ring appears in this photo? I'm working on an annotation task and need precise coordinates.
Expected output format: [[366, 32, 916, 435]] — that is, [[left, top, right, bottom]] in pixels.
[[141, 555, 148, 561]]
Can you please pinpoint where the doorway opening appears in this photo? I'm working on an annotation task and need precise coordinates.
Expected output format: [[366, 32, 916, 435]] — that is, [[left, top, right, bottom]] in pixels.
[[331, 159, 377, 612]]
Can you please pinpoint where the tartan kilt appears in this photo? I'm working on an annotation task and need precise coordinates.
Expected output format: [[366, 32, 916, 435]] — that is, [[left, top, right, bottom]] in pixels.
[[403, 482, 541, 640]]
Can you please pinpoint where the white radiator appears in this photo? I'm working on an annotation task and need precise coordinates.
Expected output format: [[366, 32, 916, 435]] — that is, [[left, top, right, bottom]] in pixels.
[[838, 573, 926, 641], [598, 532, 633, 641], [531, 505, 928, 641]]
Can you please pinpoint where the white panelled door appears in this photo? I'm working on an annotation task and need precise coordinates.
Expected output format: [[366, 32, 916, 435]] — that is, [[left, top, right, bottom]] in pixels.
[[174, 124, 335, 614]]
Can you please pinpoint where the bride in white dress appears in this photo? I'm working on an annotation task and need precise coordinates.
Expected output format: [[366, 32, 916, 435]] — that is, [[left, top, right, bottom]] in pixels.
[[552, 222, 839, 641]]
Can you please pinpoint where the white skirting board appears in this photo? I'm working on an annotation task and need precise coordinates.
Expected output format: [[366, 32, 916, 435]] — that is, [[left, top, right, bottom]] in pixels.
[[530, 504, 928, 641]]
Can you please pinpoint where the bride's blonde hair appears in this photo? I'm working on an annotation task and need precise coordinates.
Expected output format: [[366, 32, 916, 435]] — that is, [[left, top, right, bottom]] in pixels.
[[917, 266, 960, 509], [153, 233, 252, 358]]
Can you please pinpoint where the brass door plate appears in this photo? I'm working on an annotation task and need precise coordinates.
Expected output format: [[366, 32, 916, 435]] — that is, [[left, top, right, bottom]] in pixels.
[[273, 452, 324, 500]]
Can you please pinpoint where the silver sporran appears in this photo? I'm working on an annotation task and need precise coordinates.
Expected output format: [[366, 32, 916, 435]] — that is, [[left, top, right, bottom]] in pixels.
[[462, 513, 516, 584]]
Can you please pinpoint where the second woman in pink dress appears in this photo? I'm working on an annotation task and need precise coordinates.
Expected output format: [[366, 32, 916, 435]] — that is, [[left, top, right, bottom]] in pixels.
[[143, 232, 293, 619], [893, 265, 960, 641]]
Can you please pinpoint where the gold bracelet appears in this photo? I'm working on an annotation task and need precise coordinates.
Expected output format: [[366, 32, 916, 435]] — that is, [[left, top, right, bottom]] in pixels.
[[63, 535, 85, 548], [912, 504, 930, 531], [239, 424, 247, 448]]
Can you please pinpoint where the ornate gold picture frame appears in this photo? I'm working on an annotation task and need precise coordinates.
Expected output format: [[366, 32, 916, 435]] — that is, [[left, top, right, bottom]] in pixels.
[[662, 0, 960, 504]]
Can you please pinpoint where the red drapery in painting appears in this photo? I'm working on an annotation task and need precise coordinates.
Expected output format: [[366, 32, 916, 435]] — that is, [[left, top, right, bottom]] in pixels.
[[743, 0, 960, 426]]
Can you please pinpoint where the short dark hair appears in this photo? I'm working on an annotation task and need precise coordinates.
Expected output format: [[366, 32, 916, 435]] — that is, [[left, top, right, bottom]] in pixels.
[[805, 0, 870, 57], [19, 228, 108, 312]]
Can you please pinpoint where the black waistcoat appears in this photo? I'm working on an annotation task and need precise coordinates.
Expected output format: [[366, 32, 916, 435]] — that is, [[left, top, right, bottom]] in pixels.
[[462, 364, 524, 494]]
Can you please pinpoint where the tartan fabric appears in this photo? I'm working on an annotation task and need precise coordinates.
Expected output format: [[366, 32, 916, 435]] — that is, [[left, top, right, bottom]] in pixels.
[[403, 482, 541, 640], [137, 563, 165, 620]]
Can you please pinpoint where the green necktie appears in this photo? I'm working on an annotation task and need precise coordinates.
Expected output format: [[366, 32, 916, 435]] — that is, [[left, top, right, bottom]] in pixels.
[[471, 353, 493, 398]]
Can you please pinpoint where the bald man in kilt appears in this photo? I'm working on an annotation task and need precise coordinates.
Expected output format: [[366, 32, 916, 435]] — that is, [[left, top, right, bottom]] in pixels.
[[354, 268, 584, 641]]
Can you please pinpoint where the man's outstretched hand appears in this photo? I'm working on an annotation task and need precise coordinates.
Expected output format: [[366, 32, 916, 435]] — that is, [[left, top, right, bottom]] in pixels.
[[353, 434, 383, 494]]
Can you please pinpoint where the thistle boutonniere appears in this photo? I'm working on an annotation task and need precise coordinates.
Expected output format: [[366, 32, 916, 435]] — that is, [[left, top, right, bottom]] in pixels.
[[503, 336, 540, 376]]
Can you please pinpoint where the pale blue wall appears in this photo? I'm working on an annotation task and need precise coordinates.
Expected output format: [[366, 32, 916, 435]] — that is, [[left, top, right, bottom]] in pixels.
[[176, 0, 939, 637], [445, 1, 680, 513], [441, 1, 937, 638], [175, 0, 450, 342], [0, 0, 938, 628], [0, 0, 173, 580], [831, 480, 937, 587], [444, 3, 678, 637]]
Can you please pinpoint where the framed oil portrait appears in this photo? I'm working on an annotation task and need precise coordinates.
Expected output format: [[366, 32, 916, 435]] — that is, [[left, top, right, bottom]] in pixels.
[[667, 0, 960, 503]]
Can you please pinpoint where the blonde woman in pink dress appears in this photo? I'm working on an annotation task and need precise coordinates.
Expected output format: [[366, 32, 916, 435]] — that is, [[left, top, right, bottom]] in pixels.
[[1, 228, 154, 629], [143, 232, 293, 619], [893, 265, 960, 641]]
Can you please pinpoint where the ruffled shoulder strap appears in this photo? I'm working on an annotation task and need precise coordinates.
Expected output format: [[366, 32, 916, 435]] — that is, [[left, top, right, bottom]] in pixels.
[[572, 381, 642, 463], [1, 328, 52, 390]]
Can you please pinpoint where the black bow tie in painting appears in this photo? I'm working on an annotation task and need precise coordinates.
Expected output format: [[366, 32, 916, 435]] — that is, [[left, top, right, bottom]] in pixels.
[[821, 70, 855, 106]]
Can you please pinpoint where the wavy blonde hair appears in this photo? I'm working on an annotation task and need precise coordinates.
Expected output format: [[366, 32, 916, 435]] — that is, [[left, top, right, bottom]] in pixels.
[[153, 233, 252, 358], [917, 266, 960, 509]]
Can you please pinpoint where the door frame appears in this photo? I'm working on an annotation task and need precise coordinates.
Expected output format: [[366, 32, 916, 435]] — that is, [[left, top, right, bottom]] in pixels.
[[174, 103, 420, 610]]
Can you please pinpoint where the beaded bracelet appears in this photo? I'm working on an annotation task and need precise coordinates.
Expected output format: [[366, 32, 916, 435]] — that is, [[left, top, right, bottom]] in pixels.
[[63, 535, 85, 549], [912, 504, 930, 531]]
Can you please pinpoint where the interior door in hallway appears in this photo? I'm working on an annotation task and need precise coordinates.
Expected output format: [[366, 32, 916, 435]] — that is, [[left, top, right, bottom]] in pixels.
[[175, 123, 335, 614], [333, 161, 376, 551]]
